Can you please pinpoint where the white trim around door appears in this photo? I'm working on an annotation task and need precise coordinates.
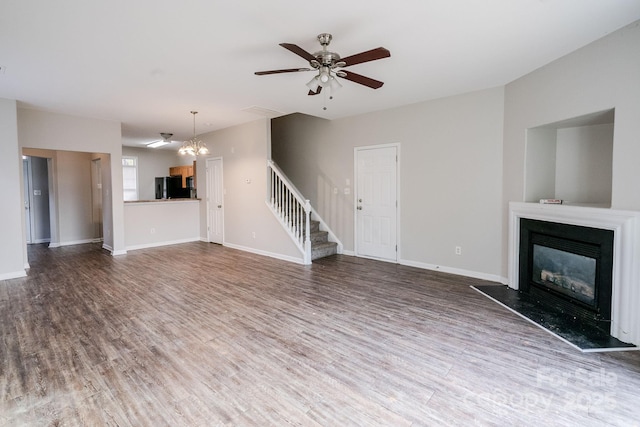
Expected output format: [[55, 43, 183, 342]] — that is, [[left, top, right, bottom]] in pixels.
[[206, 157, 224, 244]]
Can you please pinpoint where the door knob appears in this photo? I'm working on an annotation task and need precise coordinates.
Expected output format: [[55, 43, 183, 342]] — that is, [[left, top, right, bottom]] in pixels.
[[217, 205, 222, 208], [358, 198, 362, 202], [357, 206, 362, 210]]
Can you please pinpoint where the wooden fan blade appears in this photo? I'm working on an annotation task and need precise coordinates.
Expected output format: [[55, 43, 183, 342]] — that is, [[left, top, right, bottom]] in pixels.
[[308, 87, 322, 96], [279, 43, 317, 62], [340, 47, 390, 67], [255, 68, 310, 75], [339, 70, 384, 89]]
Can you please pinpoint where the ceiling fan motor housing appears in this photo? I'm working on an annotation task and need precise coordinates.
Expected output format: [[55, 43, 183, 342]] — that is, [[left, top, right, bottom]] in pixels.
[[312, 33, 343, 69]]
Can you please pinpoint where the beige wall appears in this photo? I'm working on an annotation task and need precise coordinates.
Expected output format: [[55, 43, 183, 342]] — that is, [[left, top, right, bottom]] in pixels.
[[196, 119, 302, 262], [124, 201, 200, 249], [273, 87, 505, 280], [0, 98, 25, 279], [502, 20, 640, 277], [18, 108, 124, 255]]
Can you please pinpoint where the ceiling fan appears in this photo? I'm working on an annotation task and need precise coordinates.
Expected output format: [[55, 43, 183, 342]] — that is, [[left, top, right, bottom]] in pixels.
[[255, 33, 390, 95], [146, 132, 174, 148]]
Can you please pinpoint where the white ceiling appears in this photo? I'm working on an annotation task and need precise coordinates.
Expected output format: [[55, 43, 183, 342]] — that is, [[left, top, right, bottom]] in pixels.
[[2, 1, 639, 149]]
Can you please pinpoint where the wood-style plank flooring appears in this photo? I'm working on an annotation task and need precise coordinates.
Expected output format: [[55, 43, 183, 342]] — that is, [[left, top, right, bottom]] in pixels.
[[1, 242, 640, 426]]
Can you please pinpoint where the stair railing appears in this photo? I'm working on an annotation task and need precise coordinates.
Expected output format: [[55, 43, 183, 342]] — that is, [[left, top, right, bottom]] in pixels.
[[267, 160, 312, 264]]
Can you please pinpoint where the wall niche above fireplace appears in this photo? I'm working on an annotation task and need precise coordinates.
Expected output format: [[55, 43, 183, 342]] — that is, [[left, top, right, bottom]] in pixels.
[[524, 109, 614, 207]]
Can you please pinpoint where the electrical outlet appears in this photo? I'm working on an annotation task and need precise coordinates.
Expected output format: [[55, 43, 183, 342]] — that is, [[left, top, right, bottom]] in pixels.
[[252, 232, 256, 239], [455, 246, 462, 255]]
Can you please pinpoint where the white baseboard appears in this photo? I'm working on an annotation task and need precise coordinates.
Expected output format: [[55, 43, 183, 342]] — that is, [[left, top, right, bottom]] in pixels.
[[341, 249, 356, 256], [399, 258, 505, 284], [56, 238, 102, 247], [0, 270, 27, 281], [223, 242, 305, 265], [125, 237, 201, 252], [33, 238, 51, 244]]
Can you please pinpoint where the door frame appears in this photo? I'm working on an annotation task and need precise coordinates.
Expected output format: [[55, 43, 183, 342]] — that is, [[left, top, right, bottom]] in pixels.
[[353, 142, 401, 262], [206, 157, 224, 244], [91, 158, 103, 239], [23, 157, 35, 244]]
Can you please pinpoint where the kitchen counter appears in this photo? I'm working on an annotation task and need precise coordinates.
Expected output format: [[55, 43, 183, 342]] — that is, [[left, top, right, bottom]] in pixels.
[[124, 199, 201, 250]]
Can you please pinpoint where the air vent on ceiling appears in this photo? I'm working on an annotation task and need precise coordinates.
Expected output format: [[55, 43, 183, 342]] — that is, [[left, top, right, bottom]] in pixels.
[[241, 106, 284, 118]]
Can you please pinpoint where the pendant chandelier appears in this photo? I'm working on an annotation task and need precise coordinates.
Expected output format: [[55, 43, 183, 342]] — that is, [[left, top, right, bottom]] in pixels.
[[179, 111, 209, 156]]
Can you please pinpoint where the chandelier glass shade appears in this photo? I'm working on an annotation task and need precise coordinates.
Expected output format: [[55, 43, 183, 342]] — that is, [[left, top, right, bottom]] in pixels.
[[179, 111, 209, 156]]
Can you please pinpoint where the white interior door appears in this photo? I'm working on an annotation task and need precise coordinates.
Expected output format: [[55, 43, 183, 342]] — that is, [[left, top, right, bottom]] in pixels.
[[23, 158, 33, 244], [355, 145, 398, 261], [206, 158, 224, 244]]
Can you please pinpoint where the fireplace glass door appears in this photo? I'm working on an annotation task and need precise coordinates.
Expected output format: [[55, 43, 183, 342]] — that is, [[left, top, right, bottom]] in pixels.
[[532, 244, 596, 306]]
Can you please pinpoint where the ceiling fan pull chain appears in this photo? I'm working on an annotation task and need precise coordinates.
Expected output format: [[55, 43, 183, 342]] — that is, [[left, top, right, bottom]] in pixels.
[[323, 88, 327, 111]]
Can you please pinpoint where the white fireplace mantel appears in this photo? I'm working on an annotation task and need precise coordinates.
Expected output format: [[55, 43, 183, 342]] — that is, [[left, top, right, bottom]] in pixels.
[[508, 202, 640, 346]]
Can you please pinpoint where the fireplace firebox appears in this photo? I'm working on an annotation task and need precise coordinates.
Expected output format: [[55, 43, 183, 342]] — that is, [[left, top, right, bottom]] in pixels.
[[519, 218, 614, 332]]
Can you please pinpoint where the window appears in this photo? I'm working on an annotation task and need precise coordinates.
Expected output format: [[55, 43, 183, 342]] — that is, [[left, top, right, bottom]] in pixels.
[[122, 156, 138, 201]]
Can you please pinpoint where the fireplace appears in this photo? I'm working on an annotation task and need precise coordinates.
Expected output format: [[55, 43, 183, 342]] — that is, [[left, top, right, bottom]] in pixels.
[[508, 202, 640, 347], [519, 218, 613, 332]]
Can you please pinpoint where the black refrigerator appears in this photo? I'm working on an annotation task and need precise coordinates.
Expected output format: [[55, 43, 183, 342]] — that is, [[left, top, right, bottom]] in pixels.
[[155, 176, 188, 199]]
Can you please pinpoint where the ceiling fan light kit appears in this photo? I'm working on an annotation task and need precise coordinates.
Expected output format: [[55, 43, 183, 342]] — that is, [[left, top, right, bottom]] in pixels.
[[179, 111, 209, 156], [146, 132, 173, 148], [255, 33, 390, 97]]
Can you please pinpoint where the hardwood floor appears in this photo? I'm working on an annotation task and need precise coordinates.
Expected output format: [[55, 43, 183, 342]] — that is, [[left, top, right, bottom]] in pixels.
[[1, 242, 640, 426]]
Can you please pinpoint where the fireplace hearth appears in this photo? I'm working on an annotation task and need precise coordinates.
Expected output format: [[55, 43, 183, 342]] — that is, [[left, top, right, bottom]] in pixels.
[[487, 202, 640, 351]]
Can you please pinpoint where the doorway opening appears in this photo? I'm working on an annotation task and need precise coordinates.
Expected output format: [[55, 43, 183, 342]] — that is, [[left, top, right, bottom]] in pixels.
[[23, 156, 51, 245]]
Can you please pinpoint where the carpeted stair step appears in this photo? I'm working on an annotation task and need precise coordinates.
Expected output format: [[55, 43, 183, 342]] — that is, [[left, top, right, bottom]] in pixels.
[[303, 219, 320, 234], [310, 230, 329, 244], [311, 241, 338, 260], [302, 219, 337, 260]]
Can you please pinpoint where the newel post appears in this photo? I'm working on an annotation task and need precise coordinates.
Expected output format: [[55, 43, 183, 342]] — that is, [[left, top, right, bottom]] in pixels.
[[304, 199, 312, 264]]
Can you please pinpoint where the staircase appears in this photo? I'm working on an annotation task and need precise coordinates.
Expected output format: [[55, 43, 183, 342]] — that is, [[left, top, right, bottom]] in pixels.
[[308, 219, 338, 260], [267, 160, 341, 264]]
